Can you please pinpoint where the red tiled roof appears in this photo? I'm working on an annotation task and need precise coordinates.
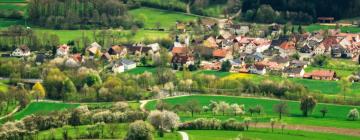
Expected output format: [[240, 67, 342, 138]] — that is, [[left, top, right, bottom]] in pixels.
[[212, 49, 227, 58], [280, 41, 295, 50], [311, 70, 335, 77], [172, 47, 188, 55]]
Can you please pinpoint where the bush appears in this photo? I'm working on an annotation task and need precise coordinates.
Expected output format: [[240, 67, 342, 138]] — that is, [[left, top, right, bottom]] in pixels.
[[347, 108, 359, 121], [179, 118, 244, 131], [222, 118, 245, 131], [125, 120, 154, 140]]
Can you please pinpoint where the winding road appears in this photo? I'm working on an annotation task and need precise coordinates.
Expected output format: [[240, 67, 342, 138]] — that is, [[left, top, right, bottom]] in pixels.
[[178, 131, 189, 140]]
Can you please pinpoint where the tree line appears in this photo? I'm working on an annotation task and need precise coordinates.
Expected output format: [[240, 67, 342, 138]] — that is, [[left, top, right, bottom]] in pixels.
[[28, 0, 143, 29]]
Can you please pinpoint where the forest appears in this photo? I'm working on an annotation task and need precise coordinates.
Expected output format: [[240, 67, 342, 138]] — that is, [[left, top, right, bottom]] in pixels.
[[242, 0, 360, 20], [27, 0, 142, 29]]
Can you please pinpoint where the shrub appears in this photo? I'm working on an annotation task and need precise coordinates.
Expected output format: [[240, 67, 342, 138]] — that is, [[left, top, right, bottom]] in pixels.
[[347, 108, 359, 121], [112, 102, 129, 111], [178, 118, 244, 131], [125, 120, 154, 140], [92, 110, 114, 123], [222, 118, 245, 131]]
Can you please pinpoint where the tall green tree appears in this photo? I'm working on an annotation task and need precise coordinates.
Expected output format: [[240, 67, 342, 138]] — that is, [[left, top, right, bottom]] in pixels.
[[300, 96, 317, 117]]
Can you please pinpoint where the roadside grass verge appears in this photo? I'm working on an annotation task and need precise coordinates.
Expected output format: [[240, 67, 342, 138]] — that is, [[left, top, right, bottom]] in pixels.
[[145, 95, 360, 129]]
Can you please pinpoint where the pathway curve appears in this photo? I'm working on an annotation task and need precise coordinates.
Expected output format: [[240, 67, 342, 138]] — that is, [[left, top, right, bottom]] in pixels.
[[252, 123, 360, 137], [178, 131, 189, 140], [0, 106, 20, 120]]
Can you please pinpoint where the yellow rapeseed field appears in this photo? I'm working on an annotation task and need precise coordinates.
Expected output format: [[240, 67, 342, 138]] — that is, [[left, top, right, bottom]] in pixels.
[[222, 73, 252, 80]]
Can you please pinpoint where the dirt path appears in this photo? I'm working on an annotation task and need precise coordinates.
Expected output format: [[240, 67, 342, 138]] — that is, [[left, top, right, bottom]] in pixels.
[[178, 131, 189, 140], [0, 106, 20, 120], [252, 123, 360, 137]]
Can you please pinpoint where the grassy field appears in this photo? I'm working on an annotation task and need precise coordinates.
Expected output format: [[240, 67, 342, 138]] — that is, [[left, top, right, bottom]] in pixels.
[[145, 95, 360, 129], [11, 102, 80, 120], [126, 67, 360, 95], [185, 129, 360, 140], [305, 24, 360, 33], [33, 29, 169, 44], [37, 123, 181, 140], [0, 3, 27, 11], [130, 7, 198, 30], [0, 18, 25, 28], [125, 67, 158, 75]]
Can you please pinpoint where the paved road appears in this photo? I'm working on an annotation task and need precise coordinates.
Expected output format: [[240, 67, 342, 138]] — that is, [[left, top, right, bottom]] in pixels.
[[178, 131, 189, 140], [0, 106, 20, 120]]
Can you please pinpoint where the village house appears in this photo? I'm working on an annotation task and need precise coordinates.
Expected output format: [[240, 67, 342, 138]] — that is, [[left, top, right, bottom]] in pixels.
[[122, 59, 136, 70], [171, 54, 194, 69], [112, 61, 125, 73], [230, 58, 245, 72], [212, 49, 232, 59], [65, 53, 83, 68], [203, 36, 219, 48], [108, 45, 127, 58], [314, 43, 326, 55], [112, 59, 137, 73], [245, 64, 267, 75], [269, 55, 290, 69], [101, 52, 112, 62], [87, 42, 102, 59], [200, 61, 221, 71], [278, 41, 296, 56], [172, 42, 189, 55], [35, 54, 46, 65], [12, 45, 30, 57], [310, 70, 337, 80], [56, 44, 70, 57], [330, 44, 344, 58], [282, 67, 305, 78]]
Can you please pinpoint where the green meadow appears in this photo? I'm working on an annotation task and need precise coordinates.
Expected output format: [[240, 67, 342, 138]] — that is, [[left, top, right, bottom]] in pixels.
[[305, 24, 360, 33], [11, 102, 80, 120], [129, 7, 198, 30], [33, 29, 170, 44], [185, 129, 360, 140], [145, 95, 360, 129]]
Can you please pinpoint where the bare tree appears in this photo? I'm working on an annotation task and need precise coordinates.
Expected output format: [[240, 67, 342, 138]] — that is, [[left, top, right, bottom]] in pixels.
[[273, 102, 288, 120]]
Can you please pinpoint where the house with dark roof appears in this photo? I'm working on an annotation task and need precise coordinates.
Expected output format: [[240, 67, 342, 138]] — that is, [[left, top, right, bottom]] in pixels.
[[108, 45, 127, 57], [35, 54, 46, 65], [244, 64, 267, 75], [171, 54, 194, 69], [282, 67, 305, 78]]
